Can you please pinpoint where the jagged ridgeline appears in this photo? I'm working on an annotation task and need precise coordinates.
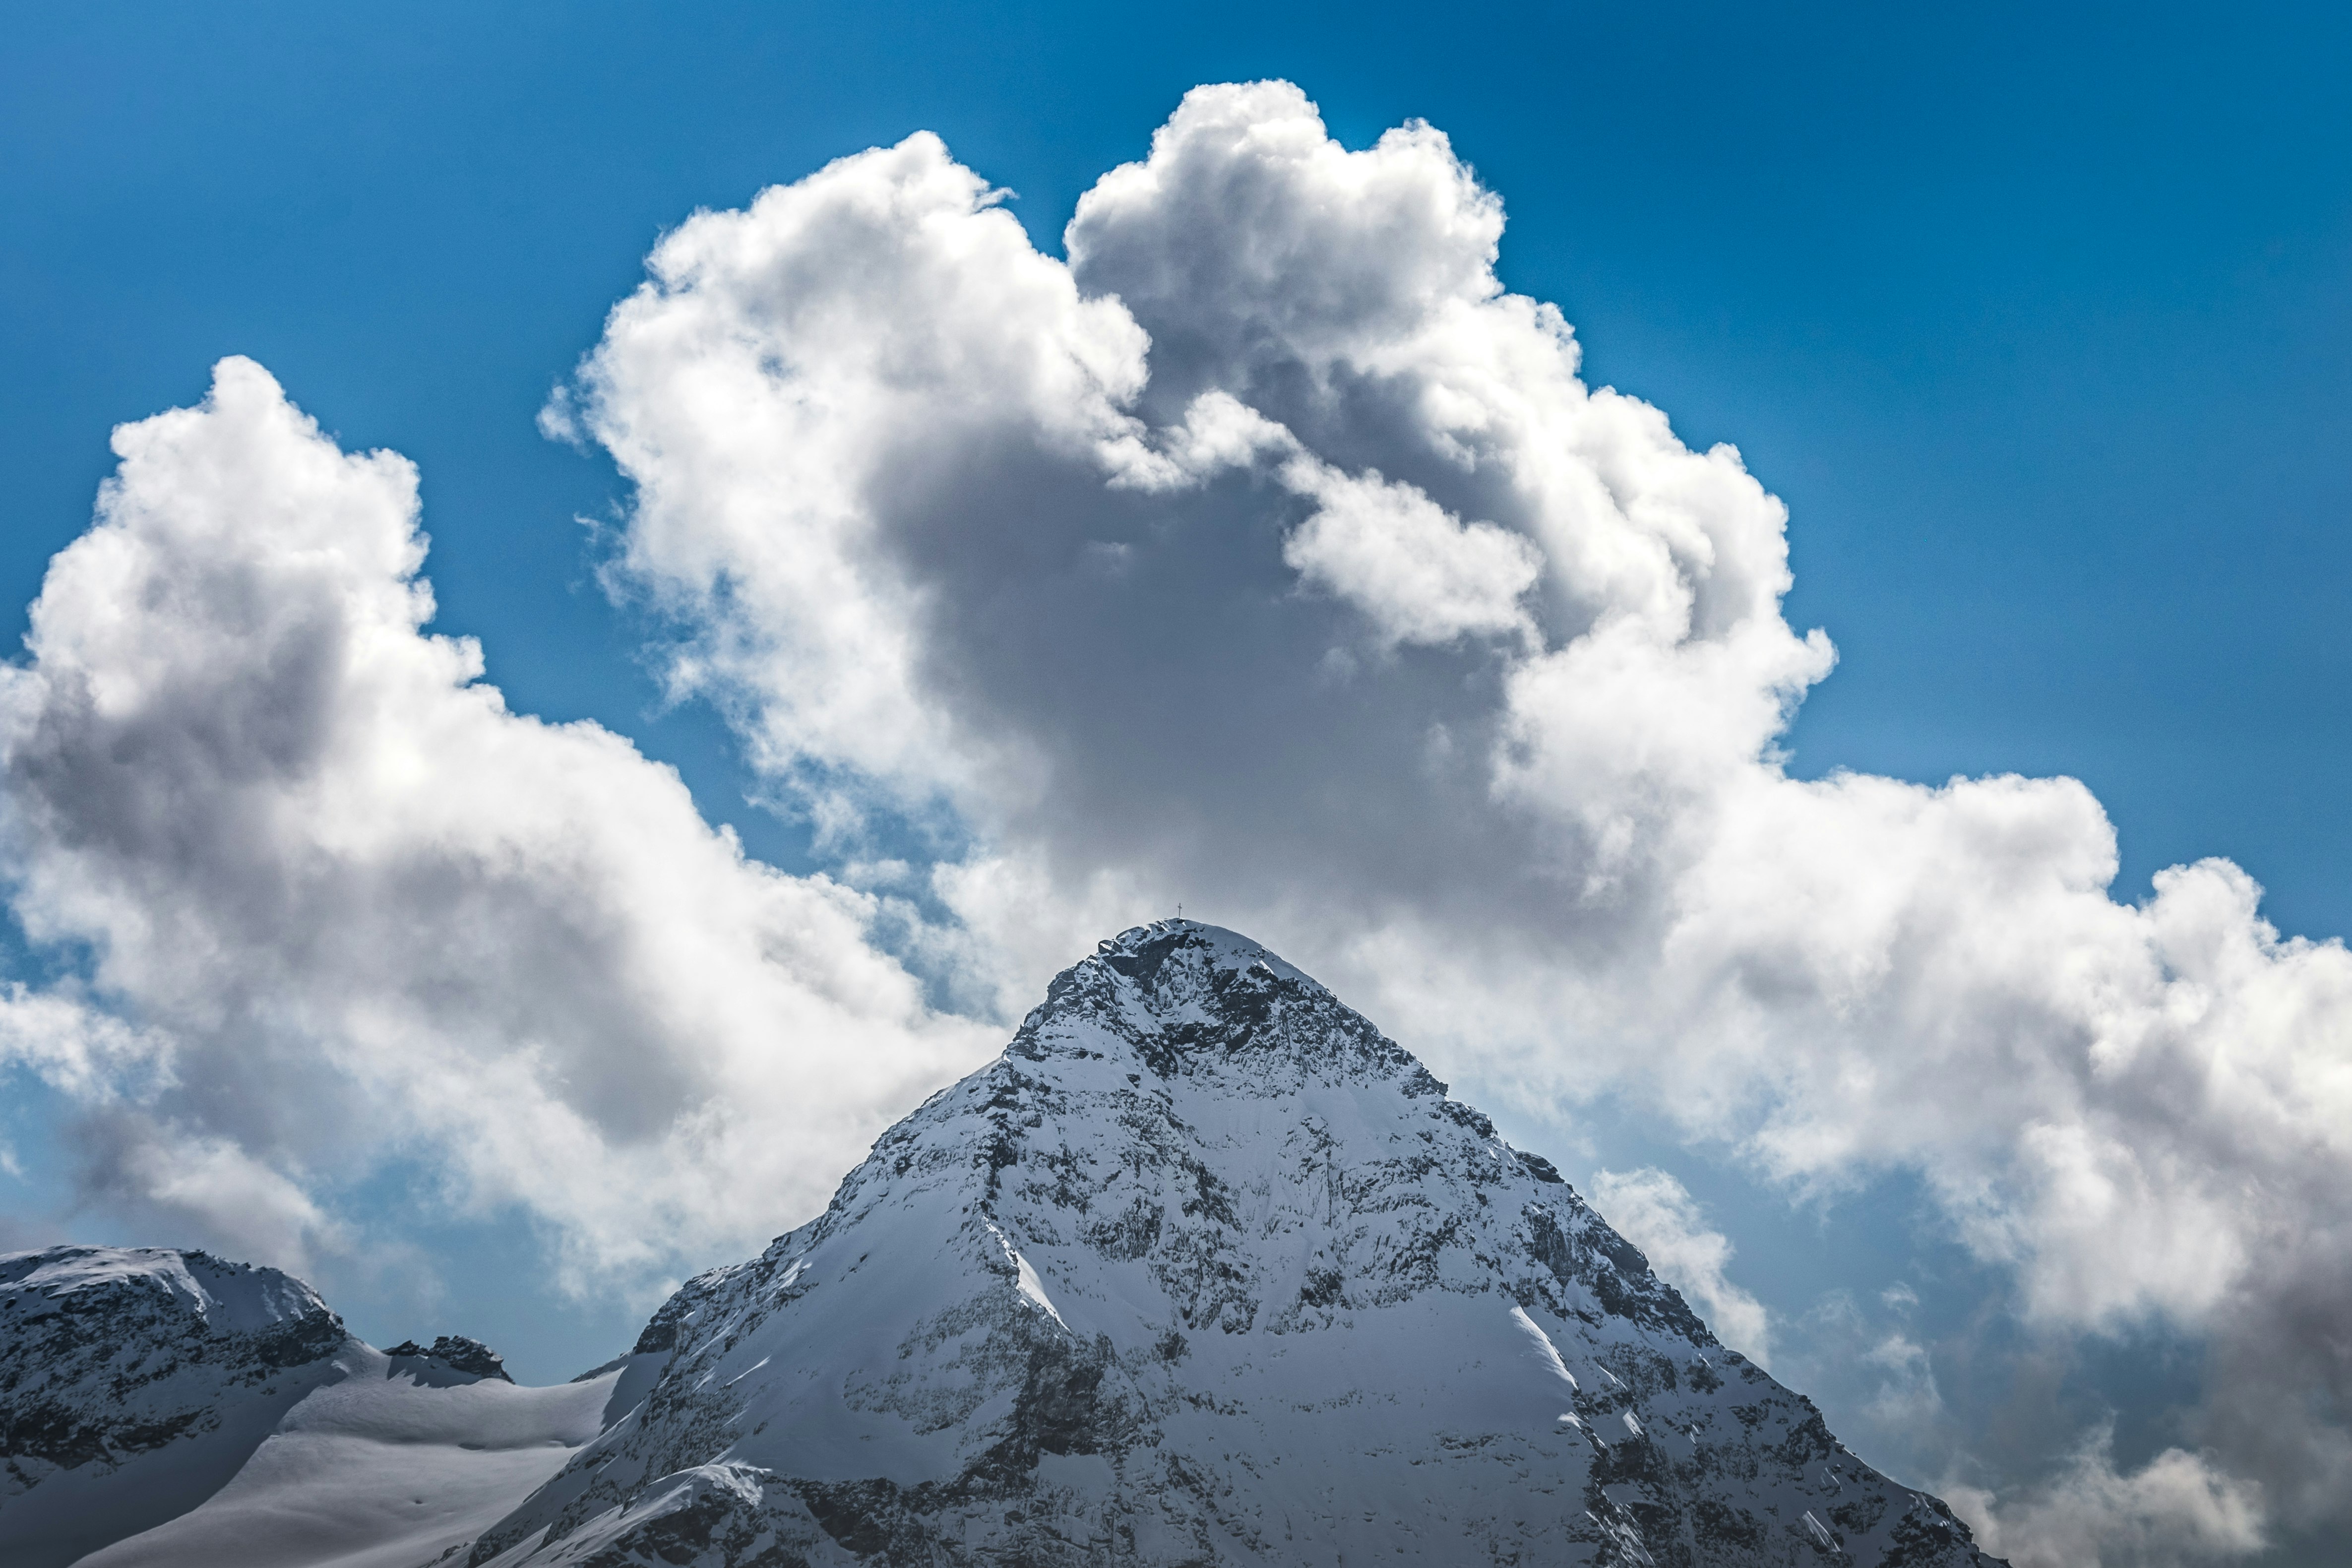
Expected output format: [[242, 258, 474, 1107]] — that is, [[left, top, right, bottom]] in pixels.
[[469, 921, 2000, 1568]]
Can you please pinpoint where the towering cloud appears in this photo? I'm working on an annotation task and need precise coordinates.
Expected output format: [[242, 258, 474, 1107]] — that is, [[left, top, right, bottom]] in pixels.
[[554, 82, 2352, 1555]]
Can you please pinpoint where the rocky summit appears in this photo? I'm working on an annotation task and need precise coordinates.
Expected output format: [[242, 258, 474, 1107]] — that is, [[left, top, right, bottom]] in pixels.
[[468, 921, 2000, 1568]]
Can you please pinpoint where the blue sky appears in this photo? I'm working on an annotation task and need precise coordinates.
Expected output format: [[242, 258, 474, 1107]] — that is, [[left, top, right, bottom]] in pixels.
[[3, 4, 2348, 1560]]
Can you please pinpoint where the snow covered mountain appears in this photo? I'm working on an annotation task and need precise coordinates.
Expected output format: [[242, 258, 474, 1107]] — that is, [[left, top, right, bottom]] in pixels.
[[2, 924, 2001, 1566], [469, 920, 2000, 1568], [0, 1246, 616, 1568], [2, 1246, 351, 1565]]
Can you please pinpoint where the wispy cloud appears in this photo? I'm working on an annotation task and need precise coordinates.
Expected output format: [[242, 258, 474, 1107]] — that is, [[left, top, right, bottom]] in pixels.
[[1948, 1427, 2268, 1568], [1589, 1167, 1771, 1366]]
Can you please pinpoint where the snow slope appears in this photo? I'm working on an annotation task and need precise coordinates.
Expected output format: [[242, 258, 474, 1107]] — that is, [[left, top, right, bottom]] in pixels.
[[78, 1345, 618, 1568], [470, 920, 2002, 1567], [0, 1246, 616, 1568]]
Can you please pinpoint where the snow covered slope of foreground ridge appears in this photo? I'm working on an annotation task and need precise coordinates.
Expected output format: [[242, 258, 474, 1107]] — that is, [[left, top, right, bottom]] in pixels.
[[473, 921, 2001, 1568], [0, 1246, 618, 1568]]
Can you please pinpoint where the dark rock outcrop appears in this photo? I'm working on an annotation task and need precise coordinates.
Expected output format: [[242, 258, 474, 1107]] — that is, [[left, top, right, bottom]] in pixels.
[[386, 1335, 514, 1382]]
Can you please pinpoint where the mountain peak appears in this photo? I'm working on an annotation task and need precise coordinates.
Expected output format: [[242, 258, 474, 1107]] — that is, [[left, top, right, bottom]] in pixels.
[[1012, 919, 1436, 1106], [1091, 919, 1322, 993], [468, 926, 1998, 1567]]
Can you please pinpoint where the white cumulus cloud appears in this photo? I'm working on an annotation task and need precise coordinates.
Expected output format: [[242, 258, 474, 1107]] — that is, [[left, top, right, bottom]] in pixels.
[[1278, 456, 1542, 649], [0, 357, 992, 1288], [546, 78, 2352, 1549], [0, 984, 173, 1103]]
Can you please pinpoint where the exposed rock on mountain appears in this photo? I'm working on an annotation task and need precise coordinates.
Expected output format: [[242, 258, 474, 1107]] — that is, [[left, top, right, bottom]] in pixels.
[[472, 921, 2001, 1567], [388, 1335, 517, 1383]]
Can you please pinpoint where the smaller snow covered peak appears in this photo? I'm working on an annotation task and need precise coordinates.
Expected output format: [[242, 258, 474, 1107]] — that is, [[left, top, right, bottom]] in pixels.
[[2, 1244, 354, 1563], [1, 1245, 332, 1337]]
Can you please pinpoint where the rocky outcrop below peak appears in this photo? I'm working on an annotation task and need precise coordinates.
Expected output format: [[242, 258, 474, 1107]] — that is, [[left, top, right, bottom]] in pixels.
[[385, 1335, 514, 1382]]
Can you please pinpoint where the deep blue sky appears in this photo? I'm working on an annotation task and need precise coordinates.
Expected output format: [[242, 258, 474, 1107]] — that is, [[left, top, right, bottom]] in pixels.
[[3, 0, 2349, 1417]]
